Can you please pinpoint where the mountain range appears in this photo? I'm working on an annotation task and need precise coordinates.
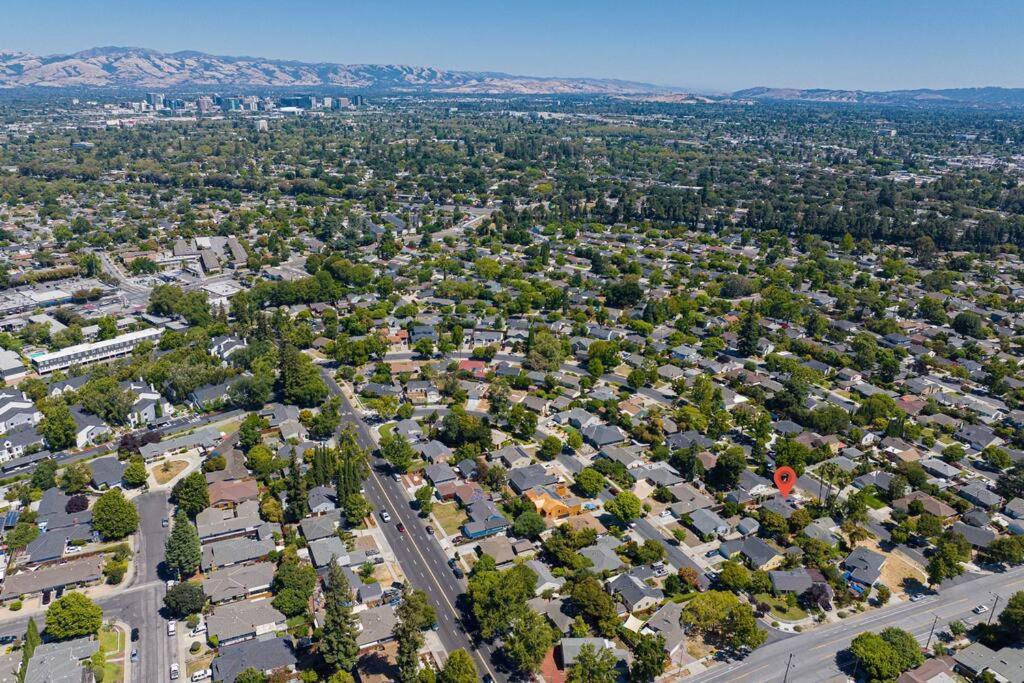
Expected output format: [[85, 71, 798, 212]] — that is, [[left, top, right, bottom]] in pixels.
[[2, 47, 1024, 107], [0, 46, 669, 94]]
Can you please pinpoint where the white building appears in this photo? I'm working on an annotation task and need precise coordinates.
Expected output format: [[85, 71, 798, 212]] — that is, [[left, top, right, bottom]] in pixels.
[[31, 328, 163, 374]]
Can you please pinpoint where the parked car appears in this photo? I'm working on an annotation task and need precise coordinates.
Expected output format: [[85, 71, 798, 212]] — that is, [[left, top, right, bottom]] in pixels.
[[167, 621, 176, 637], [974, 604, 989, 614], [190, 670, 212, 681], [453, 566, 464, 579], [425, 525, 434, 535], [162, 517, 169, 527], [170, 663, 180, 680], [910, 593, 926, 602], [130, 649, 138, 663]]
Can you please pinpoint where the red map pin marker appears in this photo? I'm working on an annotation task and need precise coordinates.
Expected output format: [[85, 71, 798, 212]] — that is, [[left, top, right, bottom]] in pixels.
[[774, 466, 797, 497]]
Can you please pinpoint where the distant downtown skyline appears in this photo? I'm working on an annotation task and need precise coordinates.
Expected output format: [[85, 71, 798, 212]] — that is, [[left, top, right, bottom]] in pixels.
[[2, 0, 1023, 92]]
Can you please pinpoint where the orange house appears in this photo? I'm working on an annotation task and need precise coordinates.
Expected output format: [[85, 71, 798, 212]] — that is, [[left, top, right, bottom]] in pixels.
[[526, 484, 583, 520]]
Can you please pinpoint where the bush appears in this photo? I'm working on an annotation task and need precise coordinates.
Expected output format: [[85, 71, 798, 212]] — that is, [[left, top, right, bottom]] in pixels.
[[9, 601, 21, 612], [189, 641, 201, 654], [65, 495, 88, 514]]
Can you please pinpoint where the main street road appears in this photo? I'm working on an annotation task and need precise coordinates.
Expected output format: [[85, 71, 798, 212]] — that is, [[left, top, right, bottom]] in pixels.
[[321, 367, 508, 681], [689, 565, 1024, 683]]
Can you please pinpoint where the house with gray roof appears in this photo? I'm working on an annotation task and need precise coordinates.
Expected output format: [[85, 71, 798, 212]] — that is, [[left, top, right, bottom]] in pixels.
[[207, 599, 286, 646], [212, 637, 297, 683], [201, 535, 276, 571], [24, 636, 98, 683], [202, 562, 275, 604], [688, 508, 730, 539], [843, 547, 887, 589], [607, 573, 663, 612]]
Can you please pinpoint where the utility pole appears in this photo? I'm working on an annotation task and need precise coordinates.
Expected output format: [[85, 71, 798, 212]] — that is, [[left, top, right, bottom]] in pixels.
[[783, 652, 794, 683], [989, 595, 1000, 625], [925, 613, 939, 650]]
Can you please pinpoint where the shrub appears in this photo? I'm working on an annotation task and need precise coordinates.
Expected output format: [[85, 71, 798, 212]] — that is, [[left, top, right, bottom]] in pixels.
[[189, 642, 201, 654], [9, 601, 21, 612]]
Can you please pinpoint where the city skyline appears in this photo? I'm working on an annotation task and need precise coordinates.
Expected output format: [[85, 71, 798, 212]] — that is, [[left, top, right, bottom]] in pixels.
[[1, 0, 1022, 92]]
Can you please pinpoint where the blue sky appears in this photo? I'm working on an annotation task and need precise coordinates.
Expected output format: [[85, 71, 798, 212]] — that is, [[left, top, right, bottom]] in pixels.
[[1, 0, 1021, 92]]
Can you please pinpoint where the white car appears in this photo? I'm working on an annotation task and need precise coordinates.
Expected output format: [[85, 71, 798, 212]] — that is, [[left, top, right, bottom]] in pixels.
[[170, 663, 180, 680], [380, 511, 391, 523], [167, 620, 176, 636], [166, 579, 177, 590], [190, 622, 207, 637], [974, 604, 990, 614], [190, 670, 212, 682]]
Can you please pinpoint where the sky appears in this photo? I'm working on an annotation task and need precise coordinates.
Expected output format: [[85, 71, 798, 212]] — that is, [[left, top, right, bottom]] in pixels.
[[1, 0, 1022, 92]]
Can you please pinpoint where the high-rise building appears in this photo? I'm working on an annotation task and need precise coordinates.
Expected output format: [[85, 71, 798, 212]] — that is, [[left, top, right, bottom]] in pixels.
[[146, 93, 165, 109], [353, 95, 366, 106], [256, 119, 269, 133]]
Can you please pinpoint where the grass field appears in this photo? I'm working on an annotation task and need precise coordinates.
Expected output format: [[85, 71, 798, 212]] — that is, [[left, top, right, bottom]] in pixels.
[[432, 502, 468, 536], [754, 593, 809, 622], [99, 625, 125, 682]]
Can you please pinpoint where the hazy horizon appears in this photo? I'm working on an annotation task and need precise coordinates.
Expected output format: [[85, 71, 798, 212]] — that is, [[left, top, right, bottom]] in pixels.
[[2, 0, 1023, 92]]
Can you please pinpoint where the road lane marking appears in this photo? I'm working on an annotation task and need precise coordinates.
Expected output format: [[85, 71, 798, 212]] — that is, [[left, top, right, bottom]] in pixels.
[[325, 374, 500, 680]]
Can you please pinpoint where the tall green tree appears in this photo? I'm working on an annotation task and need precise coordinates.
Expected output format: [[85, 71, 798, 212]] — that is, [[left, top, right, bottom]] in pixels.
[[439, 649, 478, 683], [285, 450, 309, 523], [92, 489, 138, 540], [45, 592, 102, 641], [568, 643, 618, 683], [171, 471, 210, 518], [320, 561, 360, 673], [165, 510, 201, 578]]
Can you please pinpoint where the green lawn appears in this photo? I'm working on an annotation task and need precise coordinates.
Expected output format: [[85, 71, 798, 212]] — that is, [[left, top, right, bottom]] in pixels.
[[99, 626, 123, 655], [861, 486, 886, 510], [432, 502, 468, 536], [754, 593, 809, 622]]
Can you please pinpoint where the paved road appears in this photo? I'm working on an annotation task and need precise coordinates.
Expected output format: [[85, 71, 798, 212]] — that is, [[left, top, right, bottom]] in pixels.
[[689, 565, 1024, 683], [0, 491, 173, 681], [321, 367, 508, 681]]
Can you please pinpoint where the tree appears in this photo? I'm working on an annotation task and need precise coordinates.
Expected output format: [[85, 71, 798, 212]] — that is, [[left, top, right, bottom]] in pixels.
[[92, 489, 138, 540], [953, 311, 987, 339], [723, 603, 767, 650], [320, 561, 360, 673], [171, 472, 210, 518], [238, 413, 268, 452], [342, 493, 372, 526], [717, 561, 751, 592], [468, 562, 537, 639], [31, 459, 58, 490], [234, 669, 267, 683], [414, 485, 435, 516], [525, 328, 565, 372], [998, 591, 1024, 642], [163, 582, 205, 618], [604, 491, 642, 524], [709, 447, 746, 491], [629, 633, 667, 683], [540, 436, 562, 461], [272, 547, 317, 618], [122, 458, 148, 488], [45, 592, 102, 640], [738, 310, 761, 358], [439, 649, 478, 683], [278, 343, 328, 407], [513, 510, 546, 539], [574, 468, 605, 498], [381, 432, 415, 473], [59, 461, 92, 494], [985, 536, 1024, 567], [397, 589, 437, 632], [568, 643, 618, 683], [503, 609, 555, 674], [285, 452, 309, 523], [165, 510, 201, 578], [40, 402, 77, 451]]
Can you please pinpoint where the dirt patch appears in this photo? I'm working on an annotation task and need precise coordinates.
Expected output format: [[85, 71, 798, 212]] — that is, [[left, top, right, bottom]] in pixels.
[[861, 538, 926, 598], [152, 459, 188, 485], [686, 634, 713, 660], [353, 535, 379, 552], [186, 653, 214, 677]]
